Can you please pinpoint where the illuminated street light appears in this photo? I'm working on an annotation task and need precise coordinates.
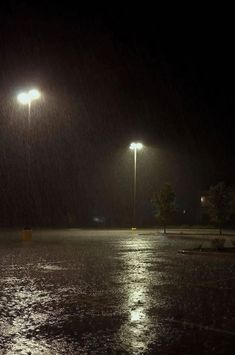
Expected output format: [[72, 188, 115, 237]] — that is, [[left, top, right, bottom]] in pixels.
[[17, 88, 41, 240], [17, 88, 41, 105], [17, 92, 31, 105], [17, 88, 41, 126], [130, 142, 143, 150], [28, 89, 41, 100], [129, 142, 143, 229]]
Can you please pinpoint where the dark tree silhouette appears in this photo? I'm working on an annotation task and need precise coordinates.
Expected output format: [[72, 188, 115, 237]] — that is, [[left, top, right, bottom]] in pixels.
[[152, 183, 176, 234], [207, 182, 233, 235]]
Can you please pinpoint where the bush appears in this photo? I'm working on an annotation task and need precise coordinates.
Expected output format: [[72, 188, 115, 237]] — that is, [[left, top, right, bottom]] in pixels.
[[211, 238, 226, 250], [206, 182, 233, 235]]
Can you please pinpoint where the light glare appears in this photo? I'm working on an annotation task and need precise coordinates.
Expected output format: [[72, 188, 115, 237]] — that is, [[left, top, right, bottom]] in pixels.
[[29, 89, 41, 100], [130, 142, 143, 150], [17, 88, 41, 105], [17, 93, 30, 105]]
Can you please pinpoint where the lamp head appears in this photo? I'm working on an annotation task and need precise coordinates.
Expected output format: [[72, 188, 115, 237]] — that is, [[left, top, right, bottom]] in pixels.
[[130, 142, 143, 150], [17, 92, 30, 105], [28, 89, 41, 100], [17, 88, 41, 105]]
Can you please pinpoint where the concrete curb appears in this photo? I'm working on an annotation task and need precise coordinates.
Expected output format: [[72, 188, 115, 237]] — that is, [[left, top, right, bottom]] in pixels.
[[178, 248, 235, 256]]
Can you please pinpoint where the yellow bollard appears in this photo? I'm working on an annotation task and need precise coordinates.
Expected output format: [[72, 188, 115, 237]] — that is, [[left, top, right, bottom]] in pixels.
[[21, 229, 32, 241]]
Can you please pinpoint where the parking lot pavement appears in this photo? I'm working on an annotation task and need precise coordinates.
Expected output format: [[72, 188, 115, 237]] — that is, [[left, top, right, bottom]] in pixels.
[[0, 229, 234, 354]]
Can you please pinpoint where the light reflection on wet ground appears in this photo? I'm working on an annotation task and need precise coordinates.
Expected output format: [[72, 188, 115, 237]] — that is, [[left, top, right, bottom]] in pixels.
[[0, 229, 234, 354], [116, 241, 157, 353]]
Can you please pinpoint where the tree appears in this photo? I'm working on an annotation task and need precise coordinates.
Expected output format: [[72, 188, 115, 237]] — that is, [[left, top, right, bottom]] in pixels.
[[152, 183, 176, 234], [206, 182, 233, 235]]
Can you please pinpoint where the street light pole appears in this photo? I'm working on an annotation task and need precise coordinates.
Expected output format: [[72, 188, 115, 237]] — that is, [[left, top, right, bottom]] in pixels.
[[17, 89, 41, 239], [26, 101, 31, 229], [130, 142, 143, 229], [133, 147, 137, 228]]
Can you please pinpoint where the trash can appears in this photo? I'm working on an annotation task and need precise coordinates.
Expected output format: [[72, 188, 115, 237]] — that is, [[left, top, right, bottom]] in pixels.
[[21, 229, 32, 241]]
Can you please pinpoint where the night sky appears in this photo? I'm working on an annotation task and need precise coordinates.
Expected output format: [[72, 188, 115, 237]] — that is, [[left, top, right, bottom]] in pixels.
[[0, 4, 235, 226]]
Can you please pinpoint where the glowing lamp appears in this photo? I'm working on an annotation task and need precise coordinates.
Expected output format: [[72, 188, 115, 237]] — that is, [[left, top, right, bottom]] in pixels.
[[17, 92, 30, 105], [17, 88, 41, 105], [29, 89, 41, 100], [130, 142, 143, 150]]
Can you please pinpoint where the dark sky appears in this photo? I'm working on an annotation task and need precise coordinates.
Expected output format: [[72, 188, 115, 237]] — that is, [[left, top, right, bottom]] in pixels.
[[0, 3, 234, 226]]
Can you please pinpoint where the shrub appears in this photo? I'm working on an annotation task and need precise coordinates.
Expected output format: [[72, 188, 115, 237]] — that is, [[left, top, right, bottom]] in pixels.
[[211, 238, 226, 250]]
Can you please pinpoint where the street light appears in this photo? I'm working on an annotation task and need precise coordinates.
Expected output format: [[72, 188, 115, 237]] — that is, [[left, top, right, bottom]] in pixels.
[[129, 142, 143, 229], [17, 88, 41, 239], [17, 89, 41, 117]]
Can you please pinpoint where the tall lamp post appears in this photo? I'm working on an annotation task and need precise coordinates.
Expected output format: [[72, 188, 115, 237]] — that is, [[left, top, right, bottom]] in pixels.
[[129, 142, 143, 230], [17, 89, 41, 239]]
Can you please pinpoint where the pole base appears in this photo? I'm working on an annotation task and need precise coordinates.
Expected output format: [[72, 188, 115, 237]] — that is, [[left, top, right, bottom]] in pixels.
[[21, 229, 32, 241]]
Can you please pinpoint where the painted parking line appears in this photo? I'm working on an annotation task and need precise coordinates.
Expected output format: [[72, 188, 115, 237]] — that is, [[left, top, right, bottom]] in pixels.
[[164, 318, 235, 336]]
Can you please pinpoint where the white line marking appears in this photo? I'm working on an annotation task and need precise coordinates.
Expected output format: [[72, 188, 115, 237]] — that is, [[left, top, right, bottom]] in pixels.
[[164, 318, 235, 336]]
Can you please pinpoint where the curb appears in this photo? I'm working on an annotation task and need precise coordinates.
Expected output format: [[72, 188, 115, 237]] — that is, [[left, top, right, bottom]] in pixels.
[[178, 248, 235, 256]]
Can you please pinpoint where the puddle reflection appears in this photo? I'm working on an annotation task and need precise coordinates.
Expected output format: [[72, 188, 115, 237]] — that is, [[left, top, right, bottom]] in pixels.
[[117, 240, 158, 354]]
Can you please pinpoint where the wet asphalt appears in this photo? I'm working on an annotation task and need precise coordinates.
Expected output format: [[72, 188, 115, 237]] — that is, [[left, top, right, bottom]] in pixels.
[[0, 229, 235, 354]]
